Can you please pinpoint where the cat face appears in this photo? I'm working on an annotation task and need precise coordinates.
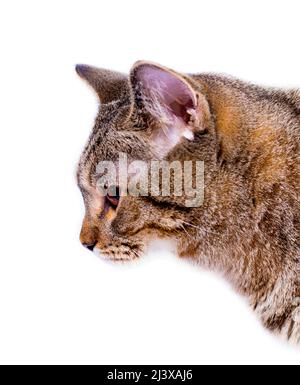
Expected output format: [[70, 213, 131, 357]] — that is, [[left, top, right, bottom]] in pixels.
[[76, 62, 213, 260]]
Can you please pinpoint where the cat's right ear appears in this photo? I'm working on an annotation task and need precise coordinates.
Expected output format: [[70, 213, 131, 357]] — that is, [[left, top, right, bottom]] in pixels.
[[129, 61, 210, 154], [75, 64, 128, 104]]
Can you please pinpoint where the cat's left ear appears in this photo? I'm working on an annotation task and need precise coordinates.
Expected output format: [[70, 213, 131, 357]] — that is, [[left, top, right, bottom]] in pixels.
[[76, 64, 128, 104], [130, 61, 210, 152]]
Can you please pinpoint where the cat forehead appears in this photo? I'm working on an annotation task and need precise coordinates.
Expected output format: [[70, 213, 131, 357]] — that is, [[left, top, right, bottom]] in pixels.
[[77, 125, 150, 189], [96, 98, 131, 124]]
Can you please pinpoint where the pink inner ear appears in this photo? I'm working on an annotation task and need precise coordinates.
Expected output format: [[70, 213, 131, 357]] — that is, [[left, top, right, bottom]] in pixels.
[[136, 65, 195, 123]]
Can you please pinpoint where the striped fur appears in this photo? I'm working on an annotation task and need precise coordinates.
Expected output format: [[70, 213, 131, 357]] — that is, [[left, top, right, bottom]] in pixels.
[[76, 62, 300, 344]]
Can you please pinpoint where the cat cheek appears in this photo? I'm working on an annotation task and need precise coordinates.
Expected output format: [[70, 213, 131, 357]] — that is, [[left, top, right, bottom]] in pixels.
[[111, 219, 135, 236], [111, 209, 141, 236]]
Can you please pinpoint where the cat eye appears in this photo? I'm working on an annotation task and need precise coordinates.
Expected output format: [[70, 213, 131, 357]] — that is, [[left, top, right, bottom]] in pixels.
[[106, 186, 120, 209]]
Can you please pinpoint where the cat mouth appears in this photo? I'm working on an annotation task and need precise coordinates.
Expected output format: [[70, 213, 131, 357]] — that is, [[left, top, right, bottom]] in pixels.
[[93, 243, 143, 261]]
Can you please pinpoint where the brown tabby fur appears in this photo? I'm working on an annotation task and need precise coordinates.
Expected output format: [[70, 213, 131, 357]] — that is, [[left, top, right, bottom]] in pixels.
[[76, 61, 300, 344]]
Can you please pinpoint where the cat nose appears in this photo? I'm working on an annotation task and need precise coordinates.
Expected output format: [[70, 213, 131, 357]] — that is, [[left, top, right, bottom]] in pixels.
[[82, 242, 97, 252]]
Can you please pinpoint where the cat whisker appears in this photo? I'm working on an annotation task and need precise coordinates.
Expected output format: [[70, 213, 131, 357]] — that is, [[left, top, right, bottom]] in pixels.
[[178, 223, 193, 238], [178, 219, 220, 236]]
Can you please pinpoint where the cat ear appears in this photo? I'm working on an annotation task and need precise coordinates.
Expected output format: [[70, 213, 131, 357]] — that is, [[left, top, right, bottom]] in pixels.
[[75, 64, 129, 104], [130, 61, 207, 151]]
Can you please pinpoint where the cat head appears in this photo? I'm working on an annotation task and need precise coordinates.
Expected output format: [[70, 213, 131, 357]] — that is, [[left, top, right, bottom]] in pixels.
[[76, 61, 216, 260]]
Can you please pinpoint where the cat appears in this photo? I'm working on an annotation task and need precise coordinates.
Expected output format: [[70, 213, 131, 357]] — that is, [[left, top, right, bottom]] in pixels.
[[76, 61, 300, 344]]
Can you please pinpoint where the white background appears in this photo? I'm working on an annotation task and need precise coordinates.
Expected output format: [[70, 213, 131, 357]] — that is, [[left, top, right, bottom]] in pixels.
[[0, 0, 300, 364]]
